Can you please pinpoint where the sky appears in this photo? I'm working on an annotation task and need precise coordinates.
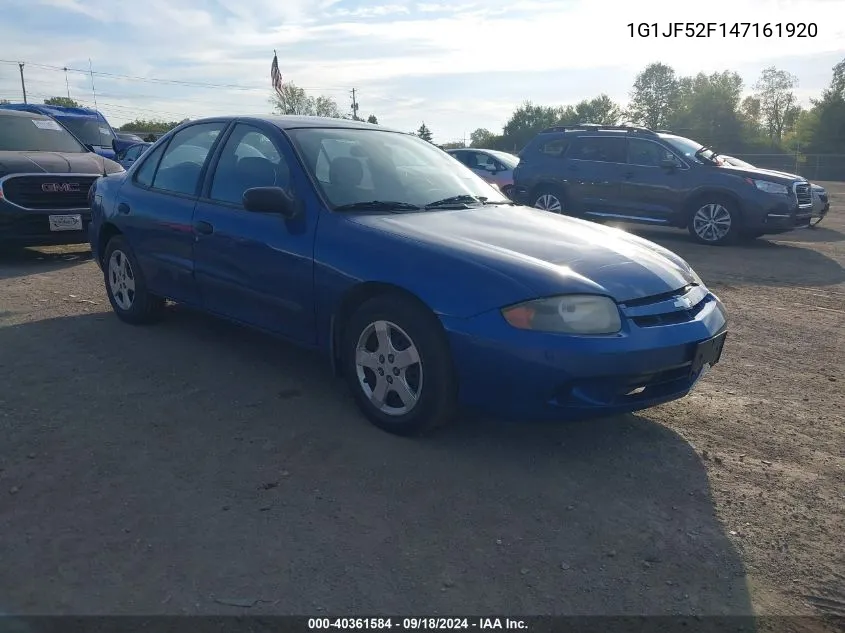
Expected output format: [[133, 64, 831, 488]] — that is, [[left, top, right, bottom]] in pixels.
[[1, 0, 844, 144]]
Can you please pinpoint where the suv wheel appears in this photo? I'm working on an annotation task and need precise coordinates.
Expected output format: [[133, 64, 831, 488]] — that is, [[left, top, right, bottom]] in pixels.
[[688, 199, 739, 245], [532, 187, 566, 214]]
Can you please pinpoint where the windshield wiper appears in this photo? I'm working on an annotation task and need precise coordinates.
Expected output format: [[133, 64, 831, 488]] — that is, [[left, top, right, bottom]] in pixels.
[[425, 194, 487, 209], [334, 200, 422, 212]]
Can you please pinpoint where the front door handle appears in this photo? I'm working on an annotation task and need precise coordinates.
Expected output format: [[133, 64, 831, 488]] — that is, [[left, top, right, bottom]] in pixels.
[[194, 220, 214, 235], [117, 202, 130, 214]]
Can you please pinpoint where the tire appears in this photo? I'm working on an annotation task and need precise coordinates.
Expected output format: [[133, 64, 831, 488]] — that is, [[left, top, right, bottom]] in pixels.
[[531, 186, 567, 214], [342, 294, 458, 436], [687, 197, 741, 245], [103, 235, 166, 324]]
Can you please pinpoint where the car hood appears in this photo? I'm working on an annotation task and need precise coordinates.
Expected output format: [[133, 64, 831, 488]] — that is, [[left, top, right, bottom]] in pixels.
[[718, 163, 803, 183], [0, 150, 118, 176], [349, 205, 700, 303]]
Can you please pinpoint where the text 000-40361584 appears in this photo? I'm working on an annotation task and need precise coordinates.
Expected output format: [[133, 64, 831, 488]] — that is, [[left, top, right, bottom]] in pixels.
[[627, 22, 817, 38]]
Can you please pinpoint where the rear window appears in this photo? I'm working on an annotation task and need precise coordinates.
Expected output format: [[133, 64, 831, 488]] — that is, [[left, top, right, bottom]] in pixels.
[[539, 137, 569, 156], [0, 114, 86, 153], [59, 117, 115, 147]]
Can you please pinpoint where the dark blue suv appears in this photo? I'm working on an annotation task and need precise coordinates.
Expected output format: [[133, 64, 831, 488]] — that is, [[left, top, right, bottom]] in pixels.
[[512, 125, 814, 245]]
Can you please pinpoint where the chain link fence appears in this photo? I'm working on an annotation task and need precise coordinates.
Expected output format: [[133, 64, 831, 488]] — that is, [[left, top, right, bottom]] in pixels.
[[730, 153, 845, 182]]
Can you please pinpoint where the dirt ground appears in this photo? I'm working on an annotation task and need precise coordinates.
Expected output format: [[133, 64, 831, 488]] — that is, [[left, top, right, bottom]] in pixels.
[[0, 185, 842, 627]]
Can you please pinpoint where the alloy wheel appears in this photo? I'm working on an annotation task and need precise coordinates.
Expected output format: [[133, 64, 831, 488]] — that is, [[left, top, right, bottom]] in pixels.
[[108, 249, 136, 310], [534, 193, 562, 213], [354, 320, 423, 416], [692, 203, 732, 242]]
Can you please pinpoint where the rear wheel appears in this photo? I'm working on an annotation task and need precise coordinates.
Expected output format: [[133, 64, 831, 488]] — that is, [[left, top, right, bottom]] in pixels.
[[531, 186, 567, 214], [688, 199, 740, 245], [103, 235, 166, 324], [342, 295, 457, 436]]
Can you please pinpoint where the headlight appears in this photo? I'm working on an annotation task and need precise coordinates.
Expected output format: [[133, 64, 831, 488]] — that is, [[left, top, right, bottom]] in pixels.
[[752, 179, 789, 195], [501, 295, 621, 334]]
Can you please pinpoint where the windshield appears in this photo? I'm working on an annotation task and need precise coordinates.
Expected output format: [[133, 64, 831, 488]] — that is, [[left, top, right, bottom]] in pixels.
[[288, 127, 509, 210], [0, 114, 87, 152], [660, 134, 717, 163], [487, 150, 520, 169], [59, 117, 116, 147]]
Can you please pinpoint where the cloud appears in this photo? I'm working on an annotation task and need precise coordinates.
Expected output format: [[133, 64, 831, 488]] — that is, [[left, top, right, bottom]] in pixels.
[[1, 0, 844, 141]]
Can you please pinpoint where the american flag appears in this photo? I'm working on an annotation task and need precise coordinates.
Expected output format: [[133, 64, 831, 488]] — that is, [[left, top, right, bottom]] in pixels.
[[271, 50, 283, 97]]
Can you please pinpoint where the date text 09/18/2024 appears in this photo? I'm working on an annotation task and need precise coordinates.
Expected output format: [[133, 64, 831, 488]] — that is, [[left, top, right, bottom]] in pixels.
[[308, 618, 527, 630], [627, 22, 817, 38]]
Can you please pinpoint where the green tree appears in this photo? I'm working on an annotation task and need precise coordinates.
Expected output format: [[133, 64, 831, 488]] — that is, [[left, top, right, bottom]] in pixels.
[[754, 66, 799, 146], [627, 62, 680, 129], [44, 96, 80, 108], [470, 128, 495, 147], [270, 82, 343, 117], [669, 71, 745, 149], [502, 101, 566, 149], [367, 114, 378, 124], [803, 58, 845, 154], [572, 94, 621, 125], [416, 122, 433, 142], [118, 119, 182, 134], [440, 141, 465, 149]]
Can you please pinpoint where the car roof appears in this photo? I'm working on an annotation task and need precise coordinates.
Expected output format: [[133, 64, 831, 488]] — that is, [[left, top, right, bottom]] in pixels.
[[181, 115, 404, 134], [0, 109, 51, 120]]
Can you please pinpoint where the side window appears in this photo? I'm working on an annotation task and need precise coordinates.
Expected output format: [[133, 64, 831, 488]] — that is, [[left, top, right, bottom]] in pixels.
[[125, 146, 142, 161], [209, 124, 292, 206], [540, 137, 569, 156], [627, 139, 679, 167], [133, 142, 167, 187], [451, 151, 471, 166], [568, 136, 626, 163], [151, 123, 225, 196]]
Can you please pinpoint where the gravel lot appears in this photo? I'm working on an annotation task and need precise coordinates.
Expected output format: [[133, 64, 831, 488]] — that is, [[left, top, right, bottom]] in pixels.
[[0, 185, 843, 625]]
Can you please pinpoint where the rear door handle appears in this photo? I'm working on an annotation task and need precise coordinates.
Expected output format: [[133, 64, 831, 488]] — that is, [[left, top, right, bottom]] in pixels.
[[117, 202, 130, 214], [194, 220, 214, 235]]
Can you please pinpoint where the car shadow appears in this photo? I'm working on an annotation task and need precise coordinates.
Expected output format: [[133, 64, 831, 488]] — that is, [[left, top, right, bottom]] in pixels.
[[616, 226, 845, 288], [0, 245, 92, 281], [0, 308, 753, 618]]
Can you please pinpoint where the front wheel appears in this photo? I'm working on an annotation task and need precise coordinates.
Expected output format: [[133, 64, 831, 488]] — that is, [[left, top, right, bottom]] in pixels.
[[103, 235, 166, 324], [688, 200, 740, 245], [342, 295, 457, 436]]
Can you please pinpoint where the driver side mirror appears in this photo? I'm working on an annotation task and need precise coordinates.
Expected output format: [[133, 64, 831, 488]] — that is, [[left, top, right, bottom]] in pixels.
[[243, 186, 299, 219], [659, 158, 678, 170], [112, 138, 119, 152]]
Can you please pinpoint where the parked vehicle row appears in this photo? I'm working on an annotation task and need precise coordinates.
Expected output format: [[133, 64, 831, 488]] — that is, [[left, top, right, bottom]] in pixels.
[[510, 124, 817, 245], [445, 148, 519, 199], [81, 115, 728, 436]]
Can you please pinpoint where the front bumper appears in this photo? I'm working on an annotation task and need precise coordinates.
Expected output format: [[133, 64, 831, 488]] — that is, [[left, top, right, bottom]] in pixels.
[[743, 190, 813, 234], [440, 292, 728, 422], [0, 203, 91, 246]]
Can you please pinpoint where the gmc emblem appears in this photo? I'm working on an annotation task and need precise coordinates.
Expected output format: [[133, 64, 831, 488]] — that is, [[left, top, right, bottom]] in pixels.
[[42, 182, 81, 193]]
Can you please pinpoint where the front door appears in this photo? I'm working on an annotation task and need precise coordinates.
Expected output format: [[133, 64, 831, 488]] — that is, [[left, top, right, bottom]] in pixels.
[[617, 138, 687, 223], [192, 122, 317, 344]]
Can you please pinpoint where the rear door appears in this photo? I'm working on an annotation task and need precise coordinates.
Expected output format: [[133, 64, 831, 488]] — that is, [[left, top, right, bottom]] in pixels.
[[114, 121, 227, 304], [564, 135, 626, 215]]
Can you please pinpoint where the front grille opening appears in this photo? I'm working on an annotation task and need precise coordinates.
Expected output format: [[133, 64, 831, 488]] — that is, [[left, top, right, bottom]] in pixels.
[[795, 183, 812, 207], [1, 175, 97, 210], [622, 283, 697, 308], [632, 296, 709, 327]]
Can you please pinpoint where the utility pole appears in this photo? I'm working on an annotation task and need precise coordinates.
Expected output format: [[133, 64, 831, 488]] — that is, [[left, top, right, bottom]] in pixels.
[[89, 59, 98, 110], [350, 88, 359, 121], [18, 62, 27, 103], [64, 67, 71, 100]]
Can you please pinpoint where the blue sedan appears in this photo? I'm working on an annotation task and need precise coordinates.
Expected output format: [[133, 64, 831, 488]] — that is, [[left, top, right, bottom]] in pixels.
[[88, 116, 728, 436]]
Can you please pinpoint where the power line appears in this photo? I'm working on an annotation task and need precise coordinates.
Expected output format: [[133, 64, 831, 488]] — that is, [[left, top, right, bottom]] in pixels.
[[0, 58, 349, 93]]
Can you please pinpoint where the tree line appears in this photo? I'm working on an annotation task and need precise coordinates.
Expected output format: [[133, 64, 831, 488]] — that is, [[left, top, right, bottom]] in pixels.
[[466, 59, 845, 157]]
